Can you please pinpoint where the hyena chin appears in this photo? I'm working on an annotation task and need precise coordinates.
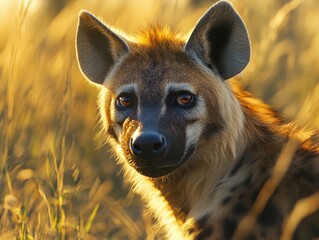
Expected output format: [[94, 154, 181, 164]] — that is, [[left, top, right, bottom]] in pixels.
[[76, 1, 319, 239]]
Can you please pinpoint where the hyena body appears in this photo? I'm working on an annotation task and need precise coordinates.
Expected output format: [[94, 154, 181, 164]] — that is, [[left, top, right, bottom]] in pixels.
[[76, 1, 319, 239]]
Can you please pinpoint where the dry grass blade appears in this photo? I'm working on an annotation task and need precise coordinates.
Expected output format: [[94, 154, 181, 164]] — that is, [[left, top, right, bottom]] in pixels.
[[1, 0, 33, 191], [280, 192, 319, 240], [84, 204, 100, 233]]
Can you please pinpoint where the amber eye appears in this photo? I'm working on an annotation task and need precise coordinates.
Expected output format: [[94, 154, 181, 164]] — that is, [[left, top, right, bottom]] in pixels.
[[116, 95, 133, 109], [175, 92, 194, 108]]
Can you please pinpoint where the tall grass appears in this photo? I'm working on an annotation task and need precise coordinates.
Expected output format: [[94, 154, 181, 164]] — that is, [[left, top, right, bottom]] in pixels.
[[0, 0, 318, 239]]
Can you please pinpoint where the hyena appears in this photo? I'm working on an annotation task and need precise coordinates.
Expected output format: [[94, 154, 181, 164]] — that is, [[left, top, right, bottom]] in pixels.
[[75, 1, 319, 239]]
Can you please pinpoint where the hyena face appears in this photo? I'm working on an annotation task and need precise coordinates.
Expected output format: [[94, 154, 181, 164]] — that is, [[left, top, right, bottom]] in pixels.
[[76, 1, 250, 178], [105, 53, 210, 178], [100, 49, 225, 178]]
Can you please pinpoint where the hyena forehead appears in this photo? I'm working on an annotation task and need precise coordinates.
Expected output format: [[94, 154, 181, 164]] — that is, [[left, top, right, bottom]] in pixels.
[[106, 40, 205, 94]]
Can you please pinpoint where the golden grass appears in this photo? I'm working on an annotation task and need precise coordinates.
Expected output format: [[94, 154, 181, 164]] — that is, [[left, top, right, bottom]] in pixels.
[[0, 0, 319, 239]]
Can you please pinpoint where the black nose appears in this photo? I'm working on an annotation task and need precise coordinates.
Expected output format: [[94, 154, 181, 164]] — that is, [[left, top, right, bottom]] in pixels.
[[130, 131, 167, 159]]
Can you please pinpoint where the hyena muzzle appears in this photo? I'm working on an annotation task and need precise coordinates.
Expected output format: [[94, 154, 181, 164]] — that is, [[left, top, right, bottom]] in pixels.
[[76, 1, 319, 239]]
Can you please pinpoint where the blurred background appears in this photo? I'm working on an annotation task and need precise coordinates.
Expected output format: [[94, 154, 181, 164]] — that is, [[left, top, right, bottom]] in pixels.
[[0, 0, 319, 239]]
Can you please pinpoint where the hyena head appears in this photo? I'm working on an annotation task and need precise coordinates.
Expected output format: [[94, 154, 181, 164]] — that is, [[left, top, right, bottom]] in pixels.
[[76, 1, 250, 178]]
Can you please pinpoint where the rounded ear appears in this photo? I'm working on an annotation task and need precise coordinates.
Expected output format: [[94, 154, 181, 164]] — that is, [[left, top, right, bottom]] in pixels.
[[75, 11, 129, 85], [185, 1, 250, 80]]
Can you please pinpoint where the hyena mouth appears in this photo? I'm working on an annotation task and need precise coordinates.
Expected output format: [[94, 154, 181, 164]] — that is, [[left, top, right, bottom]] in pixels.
[[122, 129, 192, 177], [133, 145, 195, 178]]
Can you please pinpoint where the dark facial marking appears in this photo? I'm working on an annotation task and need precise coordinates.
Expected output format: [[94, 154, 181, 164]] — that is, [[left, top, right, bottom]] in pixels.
[[201, 123, 221, 140], [183, 144, 196, 162]]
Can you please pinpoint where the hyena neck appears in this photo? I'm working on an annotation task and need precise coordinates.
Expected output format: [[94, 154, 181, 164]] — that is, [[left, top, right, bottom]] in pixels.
[[150, 133, 250, 223]]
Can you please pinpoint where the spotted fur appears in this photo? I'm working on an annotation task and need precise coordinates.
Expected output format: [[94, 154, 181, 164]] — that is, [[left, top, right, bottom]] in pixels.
[[76, 1, 319, 239]]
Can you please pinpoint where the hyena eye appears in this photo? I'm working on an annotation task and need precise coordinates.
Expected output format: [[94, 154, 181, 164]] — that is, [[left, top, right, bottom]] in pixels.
[[116, 95, 134, 109], [175, 92, 195, 108]]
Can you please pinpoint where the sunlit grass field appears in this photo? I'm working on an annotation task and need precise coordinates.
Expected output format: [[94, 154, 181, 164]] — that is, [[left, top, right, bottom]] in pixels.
[[0, 0, 319, 239]]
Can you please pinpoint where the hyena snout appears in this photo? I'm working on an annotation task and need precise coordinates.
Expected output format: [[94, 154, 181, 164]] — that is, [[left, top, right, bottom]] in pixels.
[[130, 131, 167, 159]]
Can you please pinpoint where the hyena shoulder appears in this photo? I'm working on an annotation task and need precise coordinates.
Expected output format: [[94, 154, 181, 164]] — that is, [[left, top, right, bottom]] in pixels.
[[218, 84, 319, 239]]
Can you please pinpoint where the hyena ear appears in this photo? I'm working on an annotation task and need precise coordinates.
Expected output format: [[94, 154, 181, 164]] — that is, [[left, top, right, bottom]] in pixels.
[[185, 1, 250, 80], [76, 10, 129, 85]]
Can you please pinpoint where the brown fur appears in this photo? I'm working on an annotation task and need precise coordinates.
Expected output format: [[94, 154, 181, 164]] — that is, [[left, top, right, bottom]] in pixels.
[[76, 3, 319, 239]]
